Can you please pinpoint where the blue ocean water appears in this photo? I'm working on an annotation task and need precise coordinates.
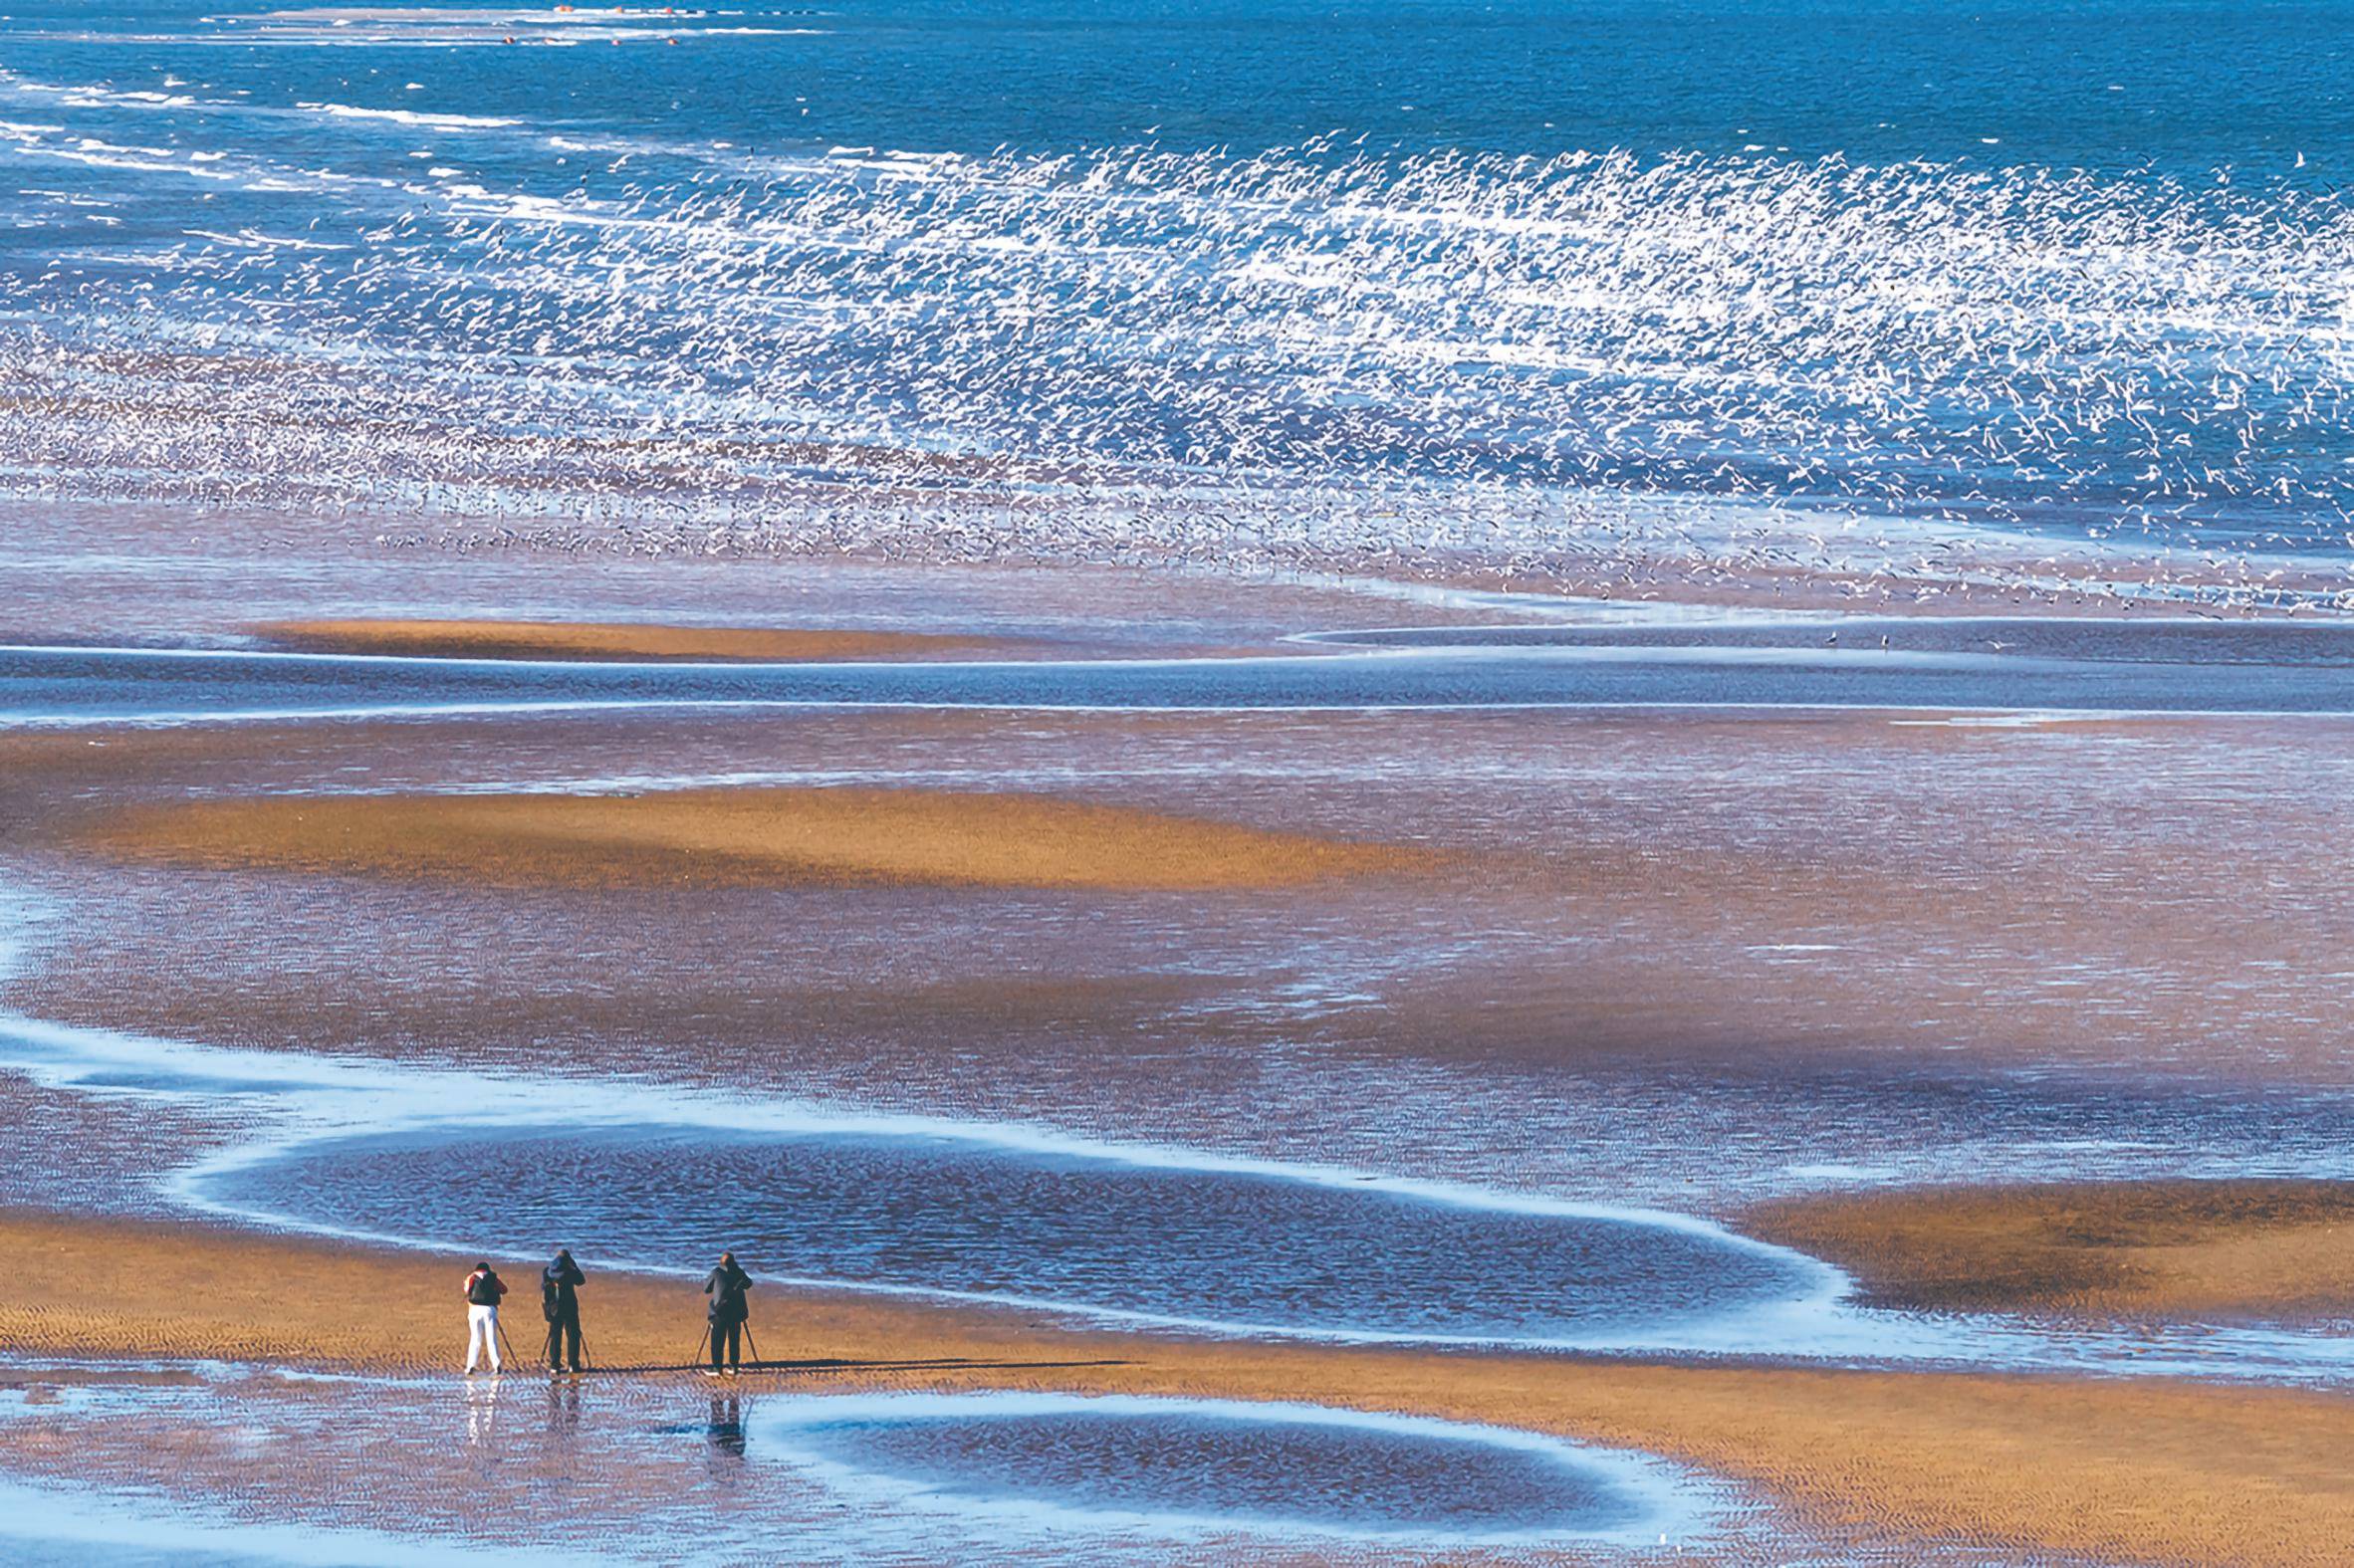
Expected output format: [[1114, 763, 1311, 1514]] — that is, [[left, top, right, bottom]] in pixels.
[[0, 2, 2346, 584], [6, 0, 2347, 171]]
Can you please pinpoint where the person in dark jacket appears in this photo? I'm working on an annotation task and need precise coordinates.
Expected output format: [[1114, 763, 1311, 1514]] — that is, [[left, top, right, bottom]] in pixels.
[[541, 1248, 587, 1373], [703, 1250, 753, 1374]]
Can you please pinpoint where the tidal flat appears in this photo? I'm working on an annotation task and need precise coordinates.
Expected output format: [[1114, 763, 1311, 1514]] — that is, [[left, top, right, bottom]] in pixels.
[[5, 520, 2354, 1563]]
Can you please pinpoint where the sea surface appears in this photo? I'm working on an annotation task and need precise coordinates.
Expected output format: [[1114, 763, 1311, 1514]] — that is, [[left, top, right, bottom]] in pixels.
[[18, 618, 2354, 724], [0, 1, 2347, 594]]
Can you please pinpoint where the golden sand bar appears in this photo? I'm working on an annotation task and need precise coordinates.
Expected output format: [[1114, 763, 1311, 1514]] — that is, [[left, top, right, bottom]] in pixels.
[[76, 786, 1438, 891], [3, 1210, 2350, 1568], [252, 618, 1013, 662], [1746, 1179, 2354, 1320]]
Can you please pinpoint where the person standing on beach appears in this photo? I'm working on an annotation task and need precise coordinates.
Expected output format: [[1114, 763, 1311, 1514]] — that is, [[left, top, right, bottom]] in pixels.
[[704, 1250, 753, 1375], [542, 1247, 587, 1374], [462, 1260, 508, 1376]]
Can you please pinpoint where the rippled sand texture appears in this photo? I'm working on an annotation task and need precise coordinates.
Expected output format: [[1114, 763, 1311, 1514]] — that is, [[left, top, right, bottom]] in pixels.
[[9, 1214, 2354, 1566], [1749, 1181, 2354, 1323]]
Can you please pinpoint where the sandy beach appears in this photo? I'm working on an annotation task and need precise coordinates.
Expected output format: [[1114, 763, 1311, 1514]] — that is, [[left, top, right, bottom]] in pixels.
[[251, 617, 1029, 662], [6, 1210, 2354, 1567], [72, 785, 1441, 892], [1746, 1180, 2354, 1322]]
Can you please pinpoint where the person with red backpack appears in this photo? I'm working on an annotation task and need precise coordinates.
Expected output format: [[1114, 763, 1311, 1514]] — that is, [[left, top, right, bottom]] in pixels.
[[462, 1261, 508, 1376]]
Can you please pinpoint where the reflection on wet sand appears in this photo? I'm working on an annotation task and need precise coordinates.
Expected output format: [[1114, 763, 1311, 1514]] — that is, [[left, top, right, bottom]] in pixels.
[[706, 1394, 745, 1463], [10, 1290, 2354, 1568], [0, 1358, 1730, 1564], [463, 1374, 500, 1451], [549, 1376, 582, 1445]]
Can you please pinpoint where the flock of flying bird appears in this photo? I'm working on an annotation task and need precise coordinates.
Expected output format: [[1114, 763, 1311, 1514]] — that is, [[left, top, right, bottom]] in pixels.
[[0, 62, 2350, 607]]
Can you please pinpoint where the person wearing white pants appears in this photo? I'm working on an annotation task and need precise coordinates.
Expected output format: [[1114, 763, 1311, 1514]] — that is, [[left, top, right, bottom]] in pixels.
[[462, 1261, 509, 1375]]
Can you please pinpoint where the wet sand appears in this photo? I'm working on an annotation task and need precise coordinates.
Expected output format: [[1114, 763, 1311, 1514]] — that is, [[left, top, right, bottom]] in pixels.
[[4, 1211, 2352, 1567], [252, 617, 1025, 663], [20, 702, 2354, 1219], [11, 545, 2354, 1560], [73, 786, 1440, 892], [1747, 1181, 2354, 1322]]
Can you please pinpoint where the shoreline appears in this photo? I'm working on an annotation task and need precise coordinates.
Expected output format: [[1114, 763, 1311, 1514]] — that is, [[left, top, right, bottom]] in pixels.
[[6, 1209, 2354, 1567]]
